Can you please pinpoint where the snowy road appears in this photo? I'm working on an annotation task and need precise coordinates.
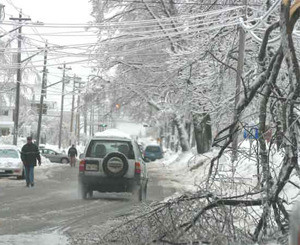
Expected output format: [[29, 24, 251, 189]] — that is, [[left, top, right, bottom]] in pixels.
[[0, 162, 176, 244]]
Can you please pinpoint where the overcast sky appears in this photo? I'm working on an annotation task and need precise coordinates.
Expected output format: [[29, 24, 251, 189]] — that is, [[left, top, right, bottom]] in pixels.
[[4, 0, 93, 23], [2, 0, 97, 110]]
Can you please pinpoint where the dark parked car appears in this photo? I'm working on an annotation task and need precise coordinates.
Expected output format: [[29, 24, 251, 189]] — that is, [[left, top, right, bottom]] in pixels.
[[143, 145, 163, 161], [40, 148, 69, 164]]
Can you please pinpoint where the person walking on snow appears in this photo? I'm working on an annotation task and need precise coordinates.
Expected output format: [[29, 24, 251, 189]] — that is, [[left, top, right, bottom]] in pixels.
[[21, 136, 41, 187], [68, 144, 77, 167]]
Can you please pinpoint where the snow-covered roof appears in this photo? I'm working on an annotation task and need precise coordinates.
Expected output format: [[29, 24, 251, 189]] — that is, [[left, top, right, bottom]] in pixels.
[[94, 128, 131, 140]]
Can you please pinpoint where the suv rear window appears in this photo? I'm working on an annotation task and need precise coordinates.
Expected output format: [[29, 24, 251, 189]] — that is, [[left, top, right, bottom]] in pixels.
[[86, 140, 135, 159], [145, 146, 161, 153]]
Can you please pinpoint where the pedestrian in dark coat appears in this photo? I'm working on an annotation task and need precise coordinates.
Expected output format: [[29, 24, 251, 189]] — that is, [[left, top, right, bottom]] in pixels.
[[68, 144, 78, 167], [21, 136, 41, 187]]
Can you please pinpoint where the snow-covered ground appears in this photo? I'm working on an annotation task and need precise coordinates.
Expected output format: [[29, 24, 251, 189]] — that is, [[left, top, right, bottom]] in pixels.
[[0, 135, 298, 244], [156, 141, 299, 208], [0, 230, 68, 245]]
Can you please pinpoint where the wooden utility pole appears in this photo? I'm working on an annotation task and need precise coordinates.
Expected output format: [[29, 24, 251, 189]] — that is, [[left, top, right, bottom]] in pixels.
[[36, 42, 48, 147], [58, 63, 71, 149], [11, 12, 31, 145], [76, 81, 82, 145], [70, 75, 82, 145], [232, 0, 247, 161], [70, 75, 76, 145], [89, 106, 94, 137]]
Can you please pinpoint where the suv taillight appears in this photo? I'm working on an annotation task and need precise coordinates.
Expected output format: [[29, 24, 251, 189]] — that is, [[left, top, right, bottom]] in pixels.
[[79, 160, 86, 172], [135, 162, 141, 174]]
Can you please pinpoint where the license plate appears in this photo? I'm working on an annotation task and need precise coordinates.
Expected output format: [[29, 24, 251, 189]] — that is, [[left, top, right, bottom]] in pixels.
[[86, 164, 98, 171], [0, 170, 5, 173]]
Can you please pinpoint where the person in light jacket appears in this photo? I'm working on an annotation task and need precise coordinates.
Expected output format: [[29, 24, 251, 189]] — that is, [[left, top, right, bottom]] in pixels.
[[21, 136, 41, 187]]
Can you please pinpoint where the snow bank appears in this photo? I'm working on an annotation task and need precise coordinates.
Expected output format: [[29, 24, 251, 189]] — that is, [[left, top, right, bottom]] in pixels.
[[160, 140, 299, 204], [39, 155, 63, 169], [0, 230, 69, 245]]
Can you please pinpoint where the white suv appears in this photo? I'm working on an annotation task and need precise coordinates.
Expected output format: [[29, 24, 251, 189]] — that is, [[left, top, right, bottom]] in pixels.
[[78, 130, 148, 201]]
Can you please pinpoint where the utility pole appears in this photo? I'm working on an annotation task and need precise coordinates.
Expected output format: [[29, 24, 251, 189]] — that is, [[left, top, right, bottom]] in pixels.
[[76, 81, 83, 145], [83, 77, 89, 140], [70, 75, 82, 145], [232, 0, 247, 161], [70, 75, 76, 145], [11, 11, 31, 145], [58, 63, 71, 149], [36, 42, 48, 147], [89, 105, 94, 137]]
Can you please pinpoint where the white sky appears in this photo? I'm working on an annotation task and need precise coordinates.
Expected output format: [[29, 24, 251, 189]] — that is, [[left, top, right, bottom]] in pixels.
[[5, 0, 93, 22], [2, 0, 97, 110]]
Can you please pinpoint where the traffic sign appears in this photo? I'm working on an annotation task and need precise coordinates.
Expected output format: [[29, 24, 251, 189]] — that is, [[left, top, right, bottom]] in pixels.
[[243, 126, 259, 139]]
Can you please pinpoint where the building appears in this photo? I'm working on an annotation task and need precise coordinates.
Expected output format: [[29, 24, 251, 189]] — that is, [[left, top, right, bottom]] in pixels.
[[0, 106, 14, 136]]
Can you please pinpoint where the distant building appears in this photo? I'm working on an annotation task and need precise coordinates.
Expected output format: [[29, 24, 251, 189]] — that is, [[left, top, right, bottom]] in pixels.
[[0, 106, 14, 136]]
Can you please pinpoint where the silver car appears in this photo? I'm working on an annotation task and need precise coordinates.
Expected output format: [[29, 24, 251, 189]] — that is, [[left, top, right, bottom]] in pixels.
[[0, 145, 24, 179], [78, 131, 148, 200], [40, 148, 70, 164]]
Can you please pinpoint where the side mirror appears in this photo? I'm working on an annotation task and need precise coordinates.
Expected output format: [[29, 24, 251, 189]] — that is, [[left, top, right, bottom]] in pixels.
[[79, 153, 85, 159]]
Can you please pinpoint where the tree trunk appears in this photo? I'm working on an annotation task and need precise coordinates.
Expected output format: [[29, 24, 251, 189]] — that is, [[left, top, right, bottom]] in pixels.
[[193, 113, 212, 154], [173, 115, 190, 152], [170, 121, 175, 151]]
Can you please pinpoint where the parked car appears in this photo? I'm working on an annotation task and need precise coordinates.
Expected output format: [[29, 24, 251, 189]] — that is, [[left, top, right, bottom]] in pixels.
[[143, 145, 163, 161], [0, 145, 24, 179], [78, 129, 148, 200], [40, 148, 69, 164]]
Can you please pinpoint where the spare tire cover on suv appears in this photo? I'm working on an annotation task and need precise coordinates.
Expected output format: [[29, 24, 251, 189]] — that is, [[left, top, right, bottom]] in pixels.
[[102, 152, 129, 177]]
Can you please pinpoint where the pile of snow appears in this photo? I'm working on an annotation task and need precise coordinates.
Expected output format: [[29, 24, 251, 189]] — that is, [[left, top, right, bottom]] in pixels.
[[156, 149, 216, 194], [94, 128, 131, 139], [158, 140, 299, 206], [39, 155, 62, 169], [0, 230, 69, 245]]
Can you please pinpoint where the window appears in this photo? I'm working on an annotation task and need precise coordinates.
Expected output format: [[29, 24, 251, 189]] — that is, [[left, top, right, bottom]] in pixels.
[[1, 128, 10, 136], [0, 149, 19, 158], [145, 146, 161, 153], [48, 150, 56, 155], [1, 110, 9, 116], [86, 140, 135, 159]]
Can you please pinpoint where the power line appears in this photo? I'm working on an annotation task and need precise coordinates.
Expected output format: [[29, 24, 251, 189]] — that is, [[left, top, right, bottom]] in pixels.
[[101, 0, 262, 6], [0, 6, 244, 27]]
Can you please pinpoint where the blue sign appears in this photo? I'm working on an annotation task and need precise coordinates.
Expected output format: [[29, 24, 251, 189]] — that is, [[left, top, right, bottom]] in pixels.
[[243, 126, 259, 139]]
